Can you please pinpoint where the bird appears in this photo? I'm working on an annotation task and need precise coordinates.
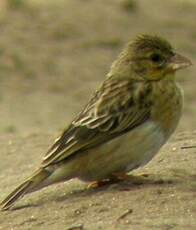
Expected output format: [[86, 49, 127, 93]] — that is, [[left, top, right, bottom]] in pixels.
[[1, 34, 192, 211]]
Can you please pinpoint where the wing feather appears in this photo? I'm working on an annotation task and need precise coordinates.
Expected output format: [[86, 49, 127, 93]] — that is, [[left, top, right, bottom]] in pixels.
[[42, 79, 152, 167]]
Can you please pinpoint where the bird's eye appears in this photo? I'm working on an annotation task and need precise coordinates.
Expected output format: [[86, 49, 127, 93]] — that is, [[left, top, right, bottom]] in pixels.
[[150, 53, 163, 63]]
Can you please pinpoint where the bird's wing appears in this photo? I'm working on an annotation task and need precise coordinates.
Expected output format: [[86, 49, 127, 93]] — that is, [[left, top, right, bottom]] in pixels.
[[41, 78, 152, 167]]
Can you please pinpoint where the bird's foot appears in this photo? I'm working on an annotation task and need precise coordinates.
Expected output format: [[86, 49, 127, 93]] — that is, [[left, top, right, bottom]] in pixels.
[[87, 173, 133, 189], [87, 173, 150, 189], [87, 179, 116, 189], [111, 172, 150, 185]]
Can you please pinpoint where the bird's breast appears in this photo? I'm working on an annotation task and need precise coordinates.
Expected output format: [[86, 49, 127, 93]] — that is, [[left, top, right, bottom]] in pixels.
[[151, 81, 183, 138]]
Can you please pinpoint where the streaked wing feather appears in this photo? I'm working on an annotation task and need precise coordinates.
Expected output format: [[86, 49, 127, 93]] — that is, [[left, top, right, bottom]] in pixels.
[[42, 79, 152, 167]]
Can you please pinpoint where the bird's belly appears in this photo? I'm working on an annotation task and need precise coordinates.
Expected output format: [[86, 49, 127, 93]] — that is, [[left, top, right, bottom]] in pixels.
[[77, 121, 166, 181]]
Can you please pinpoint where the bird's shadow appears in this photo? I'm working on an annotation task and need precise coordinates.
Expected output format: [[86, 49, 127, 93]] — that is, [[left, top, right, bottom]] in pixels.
[[8, 171, 196, 211], [44, 174, 179, 203], [10, 204, 39, 211], [48, 171, 196, 202]]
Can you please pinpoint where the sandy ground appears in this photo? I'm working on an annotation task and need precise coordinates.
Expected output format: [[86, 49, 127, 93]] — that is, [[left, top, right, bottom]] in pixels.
[[0, 0, 195, 229]]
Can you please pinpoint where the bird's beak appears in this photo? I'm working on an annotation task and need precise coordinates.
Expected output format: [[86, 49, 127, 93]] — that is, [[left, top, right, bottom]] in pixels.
[[168, 53, 192, 71]]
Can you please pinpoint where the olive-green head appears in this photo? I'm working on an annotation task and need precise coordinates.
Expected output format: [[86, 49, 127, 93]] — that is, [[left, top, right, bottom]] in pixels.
[[110, 35, 192, 81]]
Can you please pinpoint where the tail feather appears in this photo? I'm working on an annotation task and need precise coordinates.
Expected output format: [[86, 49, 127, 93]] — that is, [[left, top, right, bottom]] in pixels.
[[1, 168, 51, 211]]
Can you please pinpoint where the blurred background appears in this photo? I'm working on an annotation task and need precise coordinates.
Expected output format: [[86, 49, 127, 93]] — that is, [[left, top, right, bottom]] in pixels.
[[0, 0, 195, 136]]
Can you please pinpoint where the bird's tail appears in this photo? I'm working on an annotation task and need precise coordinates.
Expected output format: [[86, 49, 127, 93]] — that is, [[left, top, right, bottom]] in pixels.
[[1, 168, 52, 211]]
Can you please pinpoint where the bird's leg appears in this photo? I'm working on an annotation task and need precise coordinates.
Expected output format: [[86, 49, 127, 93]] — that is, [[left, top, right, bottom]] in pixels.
[[87, 179, 113, 189], [111, 172, 150, 186], [87, 173, 131, 189], [111, 172, 148, 181], [87, 172, 150, 189]]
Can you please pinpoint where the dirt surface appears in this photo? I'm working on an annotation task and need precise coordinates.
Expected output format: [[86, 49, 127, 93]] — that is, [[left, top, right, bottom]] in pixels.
[[0, 0, 196, 229]]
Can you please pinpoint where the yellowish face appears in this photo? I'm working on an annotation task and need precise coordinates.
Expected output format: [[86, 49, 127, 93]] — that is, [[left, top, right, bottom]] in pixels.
[[130, 35, 192, 80], [134, 49, 174, 80]]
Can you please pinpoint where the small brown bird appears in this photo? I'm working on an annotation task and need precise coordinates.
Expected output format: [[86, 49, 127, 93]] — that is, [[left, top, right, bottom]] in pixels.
[[1, 34, 192, 210]]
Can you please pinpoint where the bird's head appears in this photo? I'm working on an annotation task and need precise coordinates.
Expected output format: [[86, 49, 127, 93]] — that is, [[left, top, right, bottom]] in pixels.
[[110, 35, 192, 81]]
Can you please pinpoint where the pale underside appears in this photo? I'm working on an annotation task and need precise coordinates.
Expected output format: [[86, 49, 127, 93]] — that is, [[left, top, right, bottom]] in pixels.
[[45, 120, 166, 183]]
